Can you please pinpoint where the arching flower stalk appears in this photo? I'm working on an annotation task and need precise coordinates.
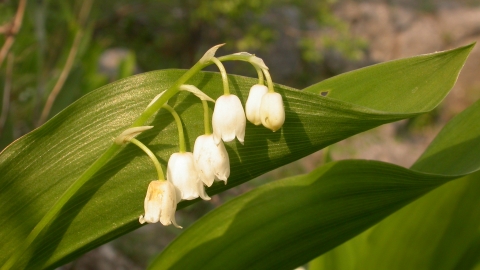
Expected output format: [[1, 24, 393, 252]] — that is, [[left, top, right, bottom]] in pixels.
[[240, 53, 285, 131], [211, 57, 246, 145], [259, 68, 285, 132], [194, 98, 230, 187], [115, 126, 181, 228], [163, 104, 210, 201]]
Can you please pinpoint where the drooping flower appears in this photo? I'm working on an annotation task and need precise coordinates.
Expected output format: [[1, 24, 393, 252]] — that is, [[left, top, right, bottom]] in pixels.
[[139, 180, 182, 228], [193, 134, 230, 187], [212, 94, 246, 145], [167, 152, 210, 201], [245, 84, 268, 126], [260, 92, 285, 132]]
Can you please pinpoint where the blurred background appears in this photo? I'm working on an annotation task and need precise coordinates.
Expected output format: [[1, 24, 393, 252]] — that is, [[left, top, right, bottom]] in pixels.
[[0, 0, 479, 269]]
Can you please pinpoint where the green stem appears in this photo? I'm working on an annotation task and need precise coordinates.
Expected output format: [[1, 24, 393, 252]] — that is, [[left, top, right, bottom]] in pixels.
[[218, 54, 257, 62], [211, 57, 229, 95], [263, 69, 275, 93], [162, 104, 186, 153], [132, 61, 208, 126], [129, 138, 164, 180], [217, 54, 266, 86], [202, 100, 211, 135], [2, 51, 265, 270], [255, 65, 264, 85]]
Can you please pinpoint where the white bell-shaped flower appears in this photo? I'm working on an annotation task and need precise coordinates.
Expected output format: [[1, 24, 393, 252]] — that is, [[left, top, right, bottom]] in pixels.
[[139, 180, 182, 228], [193, 134, 230, 187], [212, 94, 246, 145], [260, 92, 285, 132], [245, 84, 268, 126], [167, 152, 210, 201]]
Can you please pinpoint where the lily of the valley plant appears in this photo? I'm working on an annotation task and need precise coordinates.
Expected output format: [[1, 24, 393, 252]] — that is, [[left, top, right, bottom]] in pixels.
[[0, 44, 286, 270], [119, 45, 286, 228], [0, 40, 475, 270]]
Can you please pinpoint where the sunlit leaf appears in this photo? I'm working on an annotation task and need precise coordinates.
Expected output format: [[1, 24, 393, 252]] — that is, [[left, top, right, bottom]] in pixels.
[[314, 99, 480, 270], [0, 44, 473, 269], [304, 44, 472, 113], [149, 62, 480, 270]]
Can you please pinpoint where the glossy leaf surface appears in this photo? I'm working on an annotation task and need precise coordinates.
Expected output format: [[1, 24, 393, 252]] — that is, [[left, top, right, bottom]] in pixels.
[[150, 84, 480, 270], [0, 44, 473, 269], [314, 99, 480, 270]]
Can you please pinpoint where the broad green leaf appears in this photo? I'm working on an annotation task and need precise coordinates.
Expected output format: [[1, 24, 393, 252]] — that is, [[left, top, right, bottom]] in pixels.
[[314, 99, 480, 270], [313, 172, 480, 270], [149, 89, 480, 269], [454, 234, 480, 270], [304, 44, 473, 113], [0, 44, 472, 269], [149, 160, 457, 270]]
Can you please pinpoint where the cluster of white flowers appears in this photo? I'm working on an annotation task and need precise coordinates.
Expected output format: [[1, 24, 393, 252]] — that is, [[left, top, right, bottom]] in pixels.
[[119, 45, 285, 229], [246, 84, 285, 131]]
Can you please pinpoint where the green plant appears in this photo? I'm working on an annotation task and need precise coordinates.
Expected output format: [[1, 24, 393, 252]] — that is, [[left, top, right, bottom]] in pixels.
[[0, 43, 477, 270]]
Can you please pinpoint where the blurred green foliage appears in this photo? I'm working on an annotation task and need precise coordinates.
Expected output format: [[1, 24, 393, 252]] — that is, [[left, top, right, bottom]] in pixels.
[[0, 1, 365, 267], [0, 0, 365, 150]]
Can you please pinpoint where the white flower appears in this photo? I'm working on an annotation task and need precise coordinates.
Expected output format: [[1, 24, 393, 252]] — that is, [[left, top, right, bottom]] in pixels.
[[139, 180, 182, 228], [167, 152, 210, 201], [260, 92, 285, 132], [212, 94, 246, 145], [193, 134, 230, 187], [245, 84, 268, 126]]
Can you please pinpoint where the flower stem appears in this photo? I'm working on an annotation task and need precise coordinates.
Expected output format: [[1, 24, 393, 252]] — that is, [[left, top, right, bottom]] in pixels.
[[263, 69, 275, 93], [217, 54, 267, 86], [202, 100, 212, 135], [132, 61, 209, 127], [129, 138, 164, 180], [211, 57, 229, 95], [162, 104, 186, 153], [255, 65, 264, 85]]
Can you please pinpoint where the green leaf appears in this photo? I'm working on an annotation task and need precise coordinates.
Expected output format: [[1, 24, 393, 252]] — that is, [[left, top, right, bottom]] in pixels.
[[149, 160, 456, 270], [454, 234, 480, 270], [304, 43, 473, 113], [148, 82, 480, 270], [312, 172, 480, 270], [313, 99, 480, 270], [0, 44, 473, 269]]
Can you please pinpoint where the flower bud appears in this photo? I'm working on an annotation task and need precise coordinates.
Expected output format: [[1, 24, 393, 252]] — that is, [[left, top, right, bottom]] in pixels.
[[167, 152, 210, 201], [245, 84, 268, 126], [260, 92, 285, 132], [139, 180, 182, 228], [193, 134, 230, 187], [212, 94, 246, 145]]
